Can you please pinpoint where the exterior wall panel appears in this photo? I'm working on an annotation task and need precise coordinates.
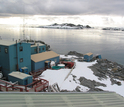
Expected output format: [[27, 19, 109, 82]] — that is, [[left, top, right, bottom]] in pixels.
[[84, 54, 93, 62], [32, 56, 60, 71], [0, 45, 10, 77], [31, 45, 46, 55], [0, 42, 31, 78], [8, 73, 33, 85]]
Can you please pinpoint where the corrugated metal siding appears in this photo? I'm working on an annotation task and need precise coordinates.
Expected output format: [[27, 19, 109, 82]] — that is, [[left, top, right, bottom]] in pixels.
[[0, 92, 124, 107]]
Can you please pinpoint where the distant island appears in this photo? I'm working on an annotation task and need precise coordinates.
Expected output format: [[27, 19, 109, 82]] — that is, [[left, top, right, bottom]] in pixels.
[[102, 27, 124, 31], [38, 23, 92, 29]]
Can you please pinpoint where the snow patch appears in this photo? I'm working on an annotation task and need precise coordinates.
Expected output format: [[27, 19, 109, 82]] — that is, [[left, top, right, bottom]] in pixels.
[[40, 55, 124, 97]]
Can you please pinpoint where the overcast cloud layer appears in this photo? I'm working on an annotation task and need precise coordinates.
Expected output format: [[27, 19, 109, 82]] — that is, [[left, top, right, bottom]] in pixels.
[[0, 0, 124, 16]]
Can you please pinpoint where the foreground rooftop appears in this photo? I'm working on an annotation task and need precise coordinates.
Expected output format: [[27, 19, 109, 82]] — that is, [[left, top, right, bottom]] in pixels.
[[0, 92, 124, 107]]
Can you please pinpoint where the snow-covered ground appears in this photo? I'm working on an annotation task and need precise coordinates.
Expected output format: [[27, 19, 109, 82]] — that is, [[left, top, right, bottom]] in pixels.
[[40, 55, 124, 97]]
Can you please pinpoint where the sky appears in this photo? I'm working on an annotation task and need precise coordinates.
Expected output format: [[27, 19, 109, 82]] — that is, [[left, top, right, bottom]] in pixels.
[[0, 0, 124, 27]]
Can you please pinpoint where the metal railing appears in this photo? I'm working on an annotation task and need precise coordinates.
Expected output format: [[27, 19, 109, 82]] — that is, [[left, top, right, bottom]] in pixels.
[[29, 67, 47, 78], [0, 78, 49, 92]]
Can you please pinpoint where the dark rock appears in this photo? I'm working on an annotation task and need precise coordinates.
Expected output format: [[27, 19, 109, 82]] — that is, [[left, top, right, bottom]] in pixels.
[[86, 25, 91, 28], [60, 90, 70, 92], [71, 74, 77, 78], [117, 82, 122, 86], [71, 74, 77, 83], [110, 77, 122, 86], [67, 51, 83, 57], [75, 86, 81, 92], [89, 58, 124, 82], [79, 77, 106, 89], [88, 66, 107, 79]]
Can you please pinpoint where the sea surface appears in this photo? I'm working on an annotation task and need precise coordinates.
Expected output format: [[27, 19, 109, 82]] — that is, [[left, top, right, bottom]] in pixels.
[[0, 25, 124, 65]]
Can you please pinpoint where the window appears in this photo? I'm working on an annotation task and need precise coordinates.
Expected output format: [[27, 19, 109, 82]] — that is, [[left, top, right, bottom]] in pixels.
[[20, 58, 23, 63], [42, 47, 44, 51], [5, 48, 8, 53], [19, 46, 23, 51], [34, 49, 36, 52], [0, 47, 1, 52]]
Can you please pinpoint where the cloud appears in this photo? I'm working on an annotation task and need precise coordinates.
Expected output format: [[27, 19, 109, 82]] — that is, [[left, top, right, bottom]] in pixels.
[[0, 0, 124, 16]]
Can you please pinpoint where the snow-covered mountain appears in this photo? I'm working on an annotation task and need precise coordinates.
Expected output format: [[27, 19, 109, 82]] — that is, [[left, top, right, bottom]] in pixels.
[[38, 23, 92, 29]]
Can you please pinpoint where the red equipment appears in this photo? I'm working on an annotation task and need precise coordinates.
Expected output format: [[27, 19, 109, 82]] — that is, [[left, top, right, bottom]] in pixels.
[[61, 61, 74, 68]]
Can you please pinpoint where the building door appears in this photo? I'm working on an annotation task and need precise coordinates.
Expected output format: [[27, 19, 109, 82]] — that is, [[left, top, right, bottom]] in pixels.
[[45, 61, 50, 68]]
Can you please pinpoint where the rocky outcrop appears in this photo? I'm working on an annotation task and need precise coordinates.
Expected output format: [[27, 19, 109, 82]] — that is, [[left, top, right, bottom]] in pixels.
[[89, 59, 124, 85], [38, 23, 92, 29], [67, 51, 83, 57], [79, 77, 106, 89]]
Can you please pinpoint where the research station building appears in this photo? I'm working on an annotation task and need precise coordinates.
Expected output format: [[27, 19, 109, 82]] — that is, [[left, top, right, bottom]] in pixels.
[[84, 52, 93, 62], [31, 43, 46, 55], [0, 40, 31, 78], [31, 51, 60, 71], [8, 71, 32, 85]]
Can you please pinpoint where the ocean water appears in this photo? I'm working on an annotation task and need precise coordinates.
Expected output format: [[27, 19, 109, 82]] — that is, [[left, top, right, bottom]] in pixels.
[[0, 25, 124, 65]]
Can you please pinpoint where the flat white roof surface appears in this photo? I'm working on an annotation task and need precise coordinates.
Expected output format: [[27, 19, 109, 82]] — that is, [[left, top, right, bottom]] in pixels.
[[0, 40, 16, 46], [0, 40, 30, 46], [9, 71, 31, 79], [31, 51, 59, 62], [31, 43, 45, 47]]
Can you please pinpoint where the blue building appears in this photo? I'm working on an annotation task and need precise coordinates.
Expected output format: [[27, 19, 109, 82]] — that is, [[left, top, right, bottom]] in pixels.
[[0, 40, 31, 78], [96, 54, 102, 59], [84, 52, 93, 62], [8, 71, 32, 85], [31, 51, 60, 71], [31, 43, 46, 55]]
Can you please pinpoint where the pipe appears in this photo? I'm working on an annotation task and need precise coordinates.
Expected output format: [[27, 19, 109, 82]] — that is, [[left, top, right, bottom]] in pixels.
[[16, 40, 19, 70], [37, 43, 39, 53]]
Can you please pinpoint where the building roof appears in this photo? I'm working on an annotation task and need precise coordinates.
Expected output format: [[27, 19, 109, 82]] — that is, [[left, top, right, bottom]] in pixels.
[[84, 52, 93, 56], [0, 92, 124, 107], [31, 51, 59, 62], [0, 40, 16, 46], [0, 40, 30, 46], [31, 43, 45, 47], [8, 71, 32, 79]]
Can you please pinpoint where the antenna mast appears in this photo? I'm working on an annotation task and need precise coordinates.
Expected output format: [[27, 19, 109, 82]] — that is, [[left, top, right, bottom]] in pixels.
[[23, 5, 25, 40]]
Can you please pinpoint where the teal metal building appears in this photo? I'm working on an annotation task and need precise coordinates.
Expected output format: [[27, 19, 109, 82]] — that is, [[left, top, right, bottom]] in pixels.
[[31, 51, 60, 71], [84, 52, 93, 62], [31, 43, 46, 55], [0, 40, 31, 78], [8, 71, 32, 85]]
